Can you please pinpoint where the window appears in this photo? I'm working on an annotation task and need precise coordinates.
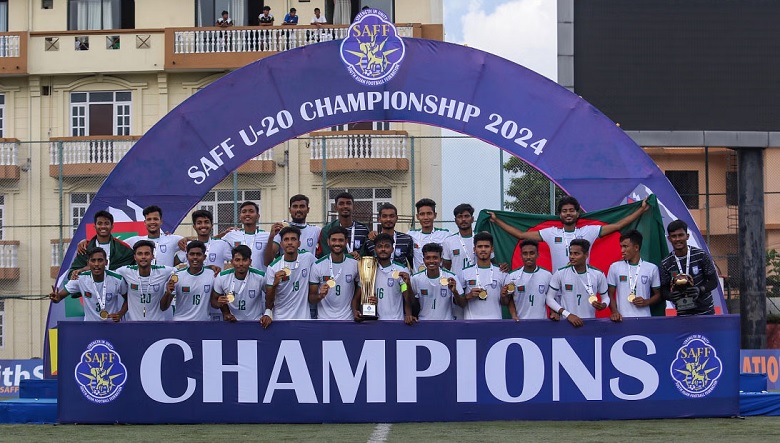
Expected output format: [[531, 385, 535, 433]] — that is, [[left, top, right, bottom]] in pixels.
[[71, 192, 96, 235], [665, 170, 699, 210], [43, 0, 54, 9], [325, 0, 395, 24], [68, 0, 135, 31], [197, 0, 247, 27], [0, 300, 4, 349], [197, 189, 261, 234], [0, 1, 7, 32], [329, 188, 392, 229], [70, 91, 131, 136], [0, 195, 4, 240], [0, 94, 5, 138]]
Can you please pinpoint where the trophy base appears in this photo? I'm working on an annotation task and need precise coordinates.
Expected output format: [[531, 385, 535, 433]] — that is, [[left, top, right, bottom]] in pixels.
[[361, 304, 378, 320]]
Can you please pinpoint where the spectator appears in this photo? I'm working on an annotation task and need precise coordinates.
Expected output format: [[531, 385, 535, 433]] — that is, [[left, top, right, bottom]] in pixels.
[[216, 10, 233, 27], [258, 6, 274, 50], [310, 7, 329, 43], [283, 8, 298, 25], [311, 7, 327, 26]]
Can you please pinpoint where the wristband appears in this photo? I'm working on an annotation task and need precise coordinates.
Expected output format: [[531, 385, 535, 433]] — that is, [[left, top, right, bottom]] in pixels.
[[400, 283, 408, 292], [264, 308, 273, 320], [561, 310, 570, 319]]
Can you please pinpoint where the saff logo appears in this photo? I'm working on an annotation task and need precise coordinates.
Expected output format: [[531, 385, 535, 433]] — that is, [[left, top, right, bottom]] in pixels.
[[670, 335, 723, 398], [340, 8, 405, 86], [74, 340, 127, 404]]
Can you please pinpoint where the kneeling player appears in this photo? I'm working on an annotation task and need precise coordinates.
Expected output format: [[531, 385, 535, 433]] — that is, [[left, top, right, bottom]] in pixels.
[[211, 245, 266, 322], [409, 243, 462, 321], [50, 247, 127, 322], [162, 241, 215, 321], [545, 239, 609, 327]]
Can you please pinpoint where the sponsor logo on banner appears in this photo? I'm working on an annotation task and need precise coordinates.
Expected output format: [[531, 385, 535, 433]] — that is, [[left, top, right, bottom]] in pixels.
[[74, 340, 127, 404], [340, 8, 405, 87], [670, 335, 723, 398]]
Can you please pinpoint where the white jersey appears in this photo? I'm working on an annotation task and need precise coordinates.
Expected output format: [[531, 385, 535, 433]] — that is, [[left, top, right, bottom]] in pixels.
[[410, 268, 461, 321], [126, 234, 184, 267], [309, 254, 360, 320], [65, 270, 126, 322], [442, 233, 476, 273], [213, 268, 266, 321], [607, 259, 660, 318], [222, 229, 271, 268], [461, 264, 508, 320], [171, 266, 215, 321], [117, 264, 175, 321], [546, 265, 609, 319], [265, 253, 315, 320], [506, 266, 553, 320], [373, 261, 410, 321], [538, 225, 601, 272], [175, 238, 232, 268], [272, 223, 321, 255], [407, 228, 450, 272]]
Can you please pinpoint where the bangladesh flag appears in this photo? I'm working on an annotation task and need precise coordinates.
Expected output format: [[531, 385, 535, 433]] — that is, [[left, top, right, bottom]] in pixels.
[[475, 194, 669, 317]]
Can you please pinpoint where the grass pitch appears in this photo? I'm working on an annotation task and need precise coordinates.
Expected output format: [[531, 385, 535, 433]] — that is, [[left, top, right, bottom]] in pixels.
[[1, 418, 780, 442]]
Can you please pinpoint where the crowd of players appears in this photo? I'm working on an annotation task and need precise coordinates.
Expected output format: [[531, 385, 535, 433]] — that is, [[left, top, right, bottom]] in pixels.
[[49, 192, 719, 327]]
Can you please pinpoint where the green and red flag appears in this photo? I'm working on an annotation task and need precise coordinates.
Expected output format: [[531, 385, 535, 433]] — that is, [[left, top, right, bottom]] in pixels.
[[475, 194, 669, 317]]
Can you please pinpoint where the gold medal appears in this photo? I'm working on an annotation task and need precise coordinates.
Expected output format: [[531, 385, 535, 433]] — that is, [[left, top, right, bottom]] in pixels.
[[280, 221, 289, 228], [418, 265, 425, 272], [392, 271, 400, 279], [588, 295, 598, 304], [226, 292, 235, 303], [506, 283, 516, 292], [478, 290, 488, 300], [440, 277, 449, 286], [628, 293, 636, 302], [326, 279, 337, 288], [175, 263, 188, 270], [99, 310, 109, 320], [283, 267, 292, 276], [170, 274, 179, 283]]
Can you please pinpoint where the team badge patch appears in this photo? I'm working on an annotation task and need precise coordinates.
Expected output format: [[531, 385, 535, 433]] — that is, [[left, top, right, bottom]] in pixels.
[[340, 8, 405, 86], [204, 284, 211, 293], [159, 244, 167, 253], [84, 291, 92, 298], [554, 237, 562, 243], [387, 278, 395, 287], [302, 269, 308, 278], [182, 286, 190, 293], [346, 275, 353, 283], [565, 284, 573, 291], [106, 292, 114, 301], [421, 289, 428, 296], [619, 275, 627, 282], [670, 335, 723, 398], [74, 340, 127, 404], [692, 265, 700, 275], [467, 279, 476, 286], [539, 284, 546, 293], [307, 238, 314, 247], [395, 248, 403, 258], [248, 289, 257, 299], [518, 285, 525, 292], [151, 284, 160, 292], [131, 283, 138, 290], [354, 239, 362, 249], [209, 253, 217, 262], [440, 288, 449, 297], [255, 241, 263, 250], [453, 249, 460, 256], [641, 275, 648, 284]]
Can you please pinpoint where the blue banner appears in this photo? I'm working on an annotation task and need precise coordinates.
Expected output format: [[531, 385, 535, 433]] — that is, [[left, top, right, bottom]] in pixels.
[[740, 349, 780, 390], [58, 316, 739, 423], [0, 359, 44, 398]]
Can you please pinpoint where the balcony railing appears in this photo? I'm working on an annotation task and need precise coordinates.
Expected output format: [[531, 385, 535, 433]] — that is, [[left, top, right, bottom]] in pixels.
[[0, 32, 27, 74], [51, 239, 71, 279], [309, 130, 410, 172], [0, 241, 20, 280], [0, 138, 20, 179], [0, 34, 20, 57]]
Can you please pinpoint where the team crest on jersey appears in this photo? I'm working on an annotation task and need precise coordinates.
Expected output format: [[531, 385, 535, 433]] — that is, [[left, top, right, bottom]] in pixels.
[[346, 275, 353, 283], [151, 284, 160, 292], [565, 284, 573, 291], [354, 239, 362, 249], [307, 238, 314, 247], [489, 280, 497, 288], [301, 269, 308, 278], [554, 237, 562, 243], [255, 241, 263, 250], [106, 292, 114, 301], [209, 253, 217, 262], [159, 244, 167, 253], [692, 265, 700, 275], [204, 284, 211, 293], [74, 340, 127, 404], [248, 289, 257, 299], [539, 284, 546, 293], [670, 335, 723, 398], [387, 278, 395, 287], [438, 288, 447, 297], [641, 275, 648, 284], [84, 291, 92, 298], [340, 8, 405, 86], [421, 289, 428, 296], [619, 275, 627, 282]]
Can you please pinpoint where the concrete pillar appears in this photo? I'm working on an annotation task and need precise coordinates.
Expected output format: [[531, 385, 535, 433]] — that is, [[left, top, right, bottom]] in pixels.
[[738, 148, 766, 349]]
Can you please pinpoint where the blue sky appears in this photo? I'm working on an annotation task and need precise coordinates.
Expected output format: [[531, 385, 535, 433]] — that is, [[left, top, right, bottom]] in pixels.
[[439, 0, 557, 224]]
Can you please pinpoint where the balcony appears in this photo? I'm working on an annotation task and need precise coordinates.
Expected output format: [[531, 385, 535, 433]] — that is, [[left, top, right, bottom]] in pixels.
[[309, 131, 409, 173], [29, 29, 164, 75], [0, 139, 20, 179], [0, 32, 27, 74], [49, 136, 274, 177], [0, 241, 20, 280], [165, 23, 434, 70], [51, 239, 70, 279]]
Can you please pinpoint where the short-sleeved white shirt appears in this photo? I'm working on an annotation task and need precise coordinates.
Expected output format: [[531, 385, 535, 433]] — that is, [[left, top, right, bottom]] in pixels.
[[607, 260, 660, 318], [538, 225, 601, 273]]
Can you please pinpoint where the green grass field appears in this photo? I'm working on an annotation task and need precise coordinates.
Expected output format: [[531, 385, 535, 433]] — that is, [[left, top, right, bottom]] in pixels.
[[1, 418, 780, 443]]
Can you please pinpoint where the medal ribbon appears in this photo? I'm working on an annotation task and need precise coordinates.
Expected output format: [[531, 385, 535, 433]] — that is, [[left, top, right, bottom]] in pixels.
[[674, 246, 691, 276], [328, 255, 345, 282], [458, 235, 475, 267], [574, 267, 594, 296], [230, 274, 249, 300], [628, 260, 642, 294], [475, 265, 494, 290], [92, 275, 107, 311]]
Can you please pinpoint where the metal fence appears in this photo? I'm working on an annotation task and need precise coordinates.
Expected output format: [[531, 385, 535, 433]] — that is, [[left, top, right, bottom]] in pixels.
[[0, 138, 770, 358]]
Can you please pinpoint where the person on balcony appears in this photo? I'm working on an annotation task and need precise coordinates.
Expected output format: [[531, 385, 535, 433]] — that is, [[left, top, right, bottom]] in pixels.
[[310, 7, 329, 43], [283, 8, 299, 25], [258, 5, 275, 51], [282, 8, 299, 50], [215, 10, 234, 27]]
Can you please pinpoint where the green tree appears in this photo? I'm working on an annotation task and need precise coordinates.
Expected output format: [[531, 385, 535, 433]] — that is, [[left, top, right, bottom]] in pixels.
[[503, 156, 565, 214]]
